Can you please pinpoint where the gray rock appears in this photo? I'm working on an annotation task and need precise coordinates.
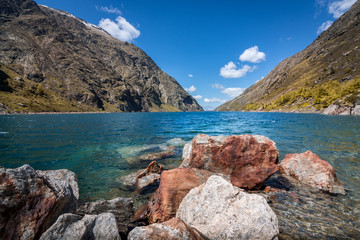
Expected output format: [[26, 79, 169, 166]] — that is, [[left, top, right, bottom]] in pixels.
[[40, 213, 120, 240], [351, 102, 360, 115], [37, 169, 79, 214], [77, 197, 134, 236], [128, 218, 206, 240], [176, 175, 279, 240], [136, 173, 161, 194], [179, 142, 192, 168]]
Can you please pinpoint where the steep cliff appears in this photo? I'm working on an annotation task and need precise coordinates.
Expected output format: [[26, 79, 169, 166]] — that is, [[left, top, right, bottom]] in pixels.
[[0, 0, 203, 113]]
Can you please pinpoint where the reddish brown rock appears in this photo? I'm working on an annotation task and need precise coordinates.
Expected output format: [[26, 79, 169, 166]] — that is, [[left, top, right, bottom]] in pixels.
[[135, 161, 164, 194], [147, 168, 213, 224], [128, 218, 206, 240], [0, 164, 79, 240], [280, 150, 345, 194], [183, 134, 279, 189], [136, 147, 176, 162]]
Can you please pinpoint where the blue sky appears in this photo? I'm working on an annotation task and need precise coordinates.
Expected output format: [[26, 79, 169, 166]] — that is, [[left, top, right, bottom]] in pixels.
[[36, 0, 356, 110]]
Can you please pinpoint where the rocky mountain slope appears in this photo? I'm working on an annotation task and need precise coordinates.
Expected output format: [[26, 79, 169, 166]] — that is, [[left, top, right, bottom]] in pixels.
[[216, 0, 360, 115], [0, 0, 203, 113]]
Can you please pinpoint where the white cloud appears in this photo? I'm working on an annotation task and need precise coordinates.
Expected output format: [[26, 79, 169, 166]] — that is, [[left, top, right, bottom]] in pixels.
[[211, 84, 245, 98], [239, 46, 266, 63], [329, 0, 356, 18], [317, 20, 333, 34], [98, 16, 140, 42], [204, 97, 227, 103], [221, 88, 245, 98], [185, 85, 197, 93], [220, 62, 255, 78], [96, 6, 122, 15], [188, 74, 193, 78], [193, 95, 202, 100], [212, 83, 224, 89]]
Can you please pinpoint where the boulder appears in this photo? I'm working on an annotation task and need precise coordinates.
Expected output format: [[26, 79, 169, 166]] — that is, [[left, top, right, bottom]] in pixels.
[[39, 213, 120, 240], [279, 150, 345, 194], [118, 161, 164, 193], [178, 142, 192, 168], [136, 161, 163, 194], [128, 218, 206, 240], [323, 103, 351, 115], [147, 168, 213, 224], [0, 164, 79, 240], [37, 169, 79, 217], [77, 197, 134, 237], [176, 175, 279, 240], [183, 134, 279, 189]]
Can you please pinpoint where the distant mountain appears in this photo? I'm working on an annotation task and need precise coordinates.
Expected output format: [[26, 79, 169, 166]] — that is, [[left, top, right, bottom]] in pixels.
[[216, 0, 360, 115], [0, 0, 203, 113]]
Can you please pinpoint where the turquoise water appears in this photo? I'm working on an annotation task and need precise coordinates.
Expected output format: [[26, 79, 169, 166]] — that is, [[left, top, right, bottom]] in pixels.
[[0, 112, 359, 238]]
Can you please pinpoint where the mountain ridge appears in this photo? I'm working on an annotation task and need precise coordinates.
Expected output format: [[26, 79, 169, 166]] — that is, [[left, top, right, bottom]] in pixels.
[[216, 0, 360, 115], [0, 0, 203, 113]]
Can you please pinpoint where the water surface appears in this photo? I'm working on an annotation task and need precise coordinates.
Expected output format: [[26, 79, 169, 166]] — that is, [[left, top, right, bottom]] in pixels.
[[0, 112, 359, 238]]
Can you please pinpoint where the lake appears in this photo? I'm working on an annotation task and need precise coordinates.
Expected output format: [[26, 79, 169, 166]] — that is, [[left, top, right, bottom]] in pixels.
[[0, 112, 359, 238]]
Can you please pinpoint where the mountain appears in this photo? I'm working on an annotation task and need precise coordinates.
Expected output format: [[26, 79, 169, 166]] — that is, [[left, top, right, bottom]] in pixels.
[[216, 0, 360, 115], [0, 0, 203, 113]]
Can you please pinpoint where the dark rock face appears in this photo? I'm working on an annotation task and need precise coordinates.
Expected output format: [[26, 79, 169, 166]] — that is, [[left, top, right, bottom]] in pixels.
[[183, 134, 279, 189], [0, 0, 203, 113], [280, 150, 345, 194], [77, 197, 134, 237], [0, 164, 79, 239], [39, 213, 120, 240], [128, 218, 207, 240], [147, 168, 213, 224]]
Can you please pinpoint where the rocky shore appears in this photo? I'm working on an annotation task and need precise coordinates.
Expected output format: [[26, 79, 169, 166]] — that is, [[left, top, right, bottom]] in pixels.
[[0, 134, 346, 239]]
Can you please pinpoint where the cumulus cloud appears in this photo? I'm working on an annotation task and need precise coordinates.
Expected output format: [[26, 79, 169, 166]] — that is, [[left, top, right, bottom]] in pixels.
[[221, 88, 245, 98], [193, 95, 202, 100], [317, 20, 333, 34], [239, 46, 266, 63], [329, 0, 356, 18], [185, 85, 197, 93], [96, 5, 122, 15], [188, 74, 193, 78], [98, 16, 140, 42], [220, 62, 255, 78], [204, 97, 227, 103]]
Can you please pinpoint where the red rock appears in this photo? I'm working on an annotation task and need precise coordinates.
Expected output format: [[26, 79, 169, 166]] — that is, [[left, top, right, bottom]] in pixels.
[[147, 168, 213, 224], [183, 134, 279, 189], [279, 150, 345, 194], [128, 218, 206, 240], [135, 161, 164, 194], [137, 148, 175, 162], [0, 164, 79, 239], [136, 161, 164, 179]]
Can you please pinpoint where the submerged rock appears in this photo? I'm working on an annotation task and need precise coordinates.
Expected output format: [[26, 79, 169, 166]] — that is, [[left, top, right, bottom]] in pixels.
[[77, 197, 134, 237], [176, 175, 279, 240], [128, 218, 206, 240], [39, 213, 120, 240], [147, 168, 213, 224], [182, 134, 279, 189], [280, 150, 345, 194], [0, 164, 79, 240]]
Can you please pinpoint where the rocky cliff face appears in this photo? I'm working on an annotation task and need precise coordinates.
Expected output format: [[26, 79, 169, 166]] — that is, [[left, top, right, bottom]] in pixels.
[[216, 0, 360, 114], [0, 0, 203, 113]]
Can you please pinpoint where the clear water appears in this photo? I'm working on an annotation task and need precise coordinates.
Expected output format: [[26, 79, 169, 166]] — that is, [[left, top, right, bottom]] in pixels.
[[0, 112, 359, 238]]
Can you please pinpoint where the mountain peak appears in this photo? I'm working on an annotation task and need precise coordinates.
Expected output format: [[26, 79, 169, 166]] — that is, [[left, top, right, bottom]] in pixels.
[[0, 0, 203, 113]]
